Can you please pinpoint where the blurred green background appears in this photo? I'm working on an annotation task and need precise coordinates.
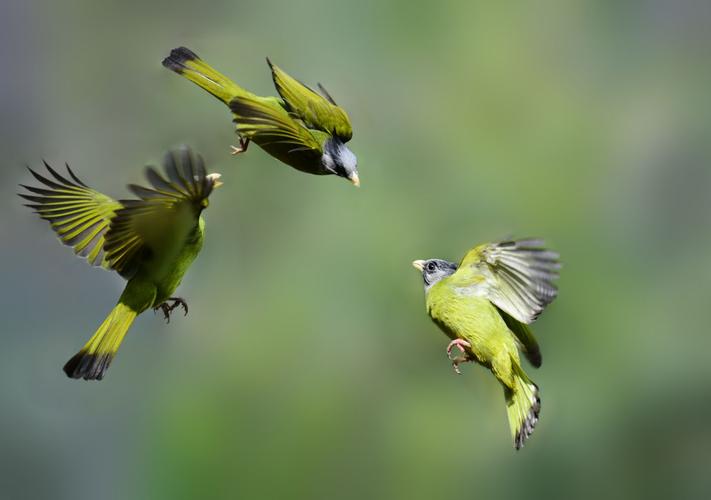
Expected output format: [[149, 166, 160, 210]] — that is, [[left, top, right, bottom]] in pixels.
[[2, 1, 711, 499]]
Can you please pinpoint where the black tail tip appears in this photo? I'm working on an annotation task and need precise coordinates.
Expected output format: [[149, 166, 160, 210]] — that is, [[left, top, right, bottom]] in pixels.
[[162, 46, 200, 72], [63, 351, 114, 381], [514, 392, 541, 450]]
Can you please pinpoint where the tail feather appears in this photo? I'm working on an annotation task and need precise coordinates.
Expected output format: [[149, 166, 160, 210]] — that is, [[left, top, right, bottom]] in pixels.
[[505, 363, 541, 450], [162, 46, 249, 104], [63, 302, 138, 380]]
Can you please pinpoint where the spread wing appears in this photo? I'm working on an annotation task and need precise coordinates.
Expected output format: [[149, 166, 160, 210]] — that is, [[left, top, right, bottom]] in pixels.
[[454, 239, 560, 324], [267, 59, 352, 141], [229, 96, 323, 160], [20, 163, 122, 268], [103, 146, 216, 279]]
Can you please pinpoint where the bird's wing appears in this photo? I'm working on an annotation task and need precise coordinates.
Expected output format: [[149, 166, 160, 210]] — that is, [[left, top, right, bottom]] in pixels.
[[103, 147, 215, 278], [497, 307, 542, 368], [454, 239, 560, 324], [267, 59, 353, 141], [229, 95, 324, 158], [20, 163, 123, 268]]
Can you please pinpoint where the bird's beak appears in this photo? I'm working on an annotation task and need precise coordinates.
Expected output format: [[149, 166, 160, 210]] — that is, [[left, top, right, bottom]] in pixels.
[[207, 173, 223, 188], [412, 260, 425, 271], [349, 173, 360, 187]]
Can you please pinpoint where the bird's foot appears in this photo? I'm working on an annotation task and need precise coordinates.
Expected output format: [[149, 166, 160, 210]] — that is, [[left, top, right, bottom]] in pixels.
[[446, 338, 471, 358], [167, 297, 188, 316], [450, 354, 473, 375], [447, 339, 472, 375], [155, 303, 172, 323], [153, 297, 188, 323], [230, 137, 250, 156]]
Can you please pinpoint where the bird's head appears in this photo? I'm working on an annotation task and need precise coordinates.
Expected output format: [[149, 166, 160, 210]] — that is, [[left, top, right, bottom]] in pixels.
[[322, 138, 359, 187], [137, 147, 225, 215], [412, 259, 458, 291], [197, 172, 223, 210]]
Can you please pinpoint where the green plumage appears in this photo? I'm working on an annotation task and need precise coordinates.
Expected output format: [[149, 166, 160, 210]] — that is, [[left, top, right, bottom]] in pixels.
[[162, 47, 360, 185], [413, 239, 560, 449], [20, 146, 222, 380]]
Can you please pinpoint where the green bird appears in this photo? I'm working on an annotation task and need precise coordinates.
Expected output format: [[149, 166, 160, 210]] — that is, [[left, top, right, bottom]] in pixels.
[[412, 239, 560, 449], [162, 46, 359, 186], [20, 146, 223, 380]]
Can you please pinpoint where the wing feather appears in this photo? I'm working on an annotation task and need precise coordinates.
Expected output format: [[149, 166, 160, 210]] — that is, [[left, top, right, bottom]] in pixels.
[[498, 307, 542, 368], [103, 146, 216, 278], [267, 59, 352, 141], [229, 96, 323, 157], [455, 239, 560, 324], [21, 147, 218, 278], [20, 164, 122, 268]]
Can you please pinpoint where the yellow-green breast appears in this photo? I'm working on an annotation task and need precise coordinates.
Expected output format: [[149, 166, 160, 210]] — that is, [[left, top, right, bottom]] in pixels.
[[426, 280, 519, 367]]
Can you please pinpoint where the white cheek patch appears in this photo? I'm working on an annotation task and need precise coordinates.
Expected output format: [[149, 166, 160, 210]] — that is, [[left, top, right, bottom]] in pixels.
[[338, 144, 357, 170]]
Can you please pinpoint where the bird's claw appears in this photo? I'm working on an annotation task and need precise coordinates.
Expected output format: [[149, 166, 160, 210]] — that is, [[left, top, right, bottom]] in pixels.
[[446, 339, 472, 375], [154, 297, 188, 324], [230, 137, 250, 156], [446, 338, 471, 358], [450, 355, 471, 375], [169, 297, 188, 316], [156, 303, 172, 323]]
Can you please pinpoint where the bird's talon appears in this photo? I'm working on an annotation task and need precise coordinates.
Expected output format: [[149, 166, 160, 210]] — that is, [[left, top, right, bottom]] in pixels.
[[446, 339, 472, 374], [446, 338, 472, 360], [451, 355, 470, 375], [230, 137, 250, 156], [154, 298, 188, 323], [168, 297, 188, 316], [154, 303, 171, 323]]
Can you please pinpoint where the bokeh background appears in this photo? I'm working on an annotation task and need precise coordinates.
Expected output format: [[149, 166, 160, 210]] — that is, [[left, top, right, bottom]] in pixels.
[[2, 1, 711, 499]]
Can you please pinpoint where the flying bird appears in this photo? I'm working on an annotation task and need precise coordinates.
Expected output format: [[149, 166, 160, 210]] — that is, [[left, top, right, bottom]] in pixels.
[[20, 146, 223, 380], [162, 47, 359, 186], [412, 239, 560, 449]]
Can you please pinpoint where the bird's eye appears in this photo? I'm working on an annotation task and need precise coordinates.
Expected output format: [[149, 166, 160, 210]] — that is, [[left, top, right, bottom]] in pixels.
[[426, 262, 437, 272]]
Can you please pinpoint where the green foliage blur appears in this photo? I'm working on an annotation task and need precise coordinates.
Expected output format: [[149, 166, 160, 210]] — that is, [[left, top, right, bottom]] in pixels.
[[2, 1, 711, 499]]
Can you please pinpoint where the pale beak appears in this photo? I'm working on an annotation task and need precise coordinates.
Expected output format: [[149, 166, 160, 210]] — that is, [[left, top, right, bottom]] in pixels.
[[349, 173, 360, 187], [207, 172, 223, 188], [412, 260, 425, 271]]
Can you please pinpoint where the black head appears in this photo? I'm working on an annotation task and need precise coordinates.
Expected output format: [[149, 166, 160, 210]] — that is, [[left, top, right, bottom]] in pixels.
[[322, 137, 359, 186], [412, 259, 458, 289]]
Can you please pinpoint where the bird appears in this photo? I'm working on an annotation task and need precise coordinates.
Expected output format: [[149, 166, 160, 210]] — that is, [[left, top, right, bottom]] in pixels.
[[412, 239, 560, 449], [19, 146, 223, 380], [162, 46, 359, 186]]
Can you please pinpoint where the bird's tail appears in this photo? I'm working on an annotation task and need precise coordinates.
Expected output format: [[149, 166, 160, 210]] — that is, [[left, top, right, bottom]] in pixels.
[[162, 46, 250, 104], [504, 362, 541, 450], [63, 302, 138, 380]]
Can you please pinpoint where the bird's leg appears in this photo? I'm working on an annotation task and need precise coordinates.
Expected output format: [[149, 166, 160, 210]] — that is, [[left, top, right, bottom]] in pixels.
[[446, 339, 471, 358], [447, 339, 473, 375], [167, 297, 189, 316], [154, 303, 172, 323], [230, 136, 250, 156], [153, 298, 188, 323], [450, 354, 473, 375]]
